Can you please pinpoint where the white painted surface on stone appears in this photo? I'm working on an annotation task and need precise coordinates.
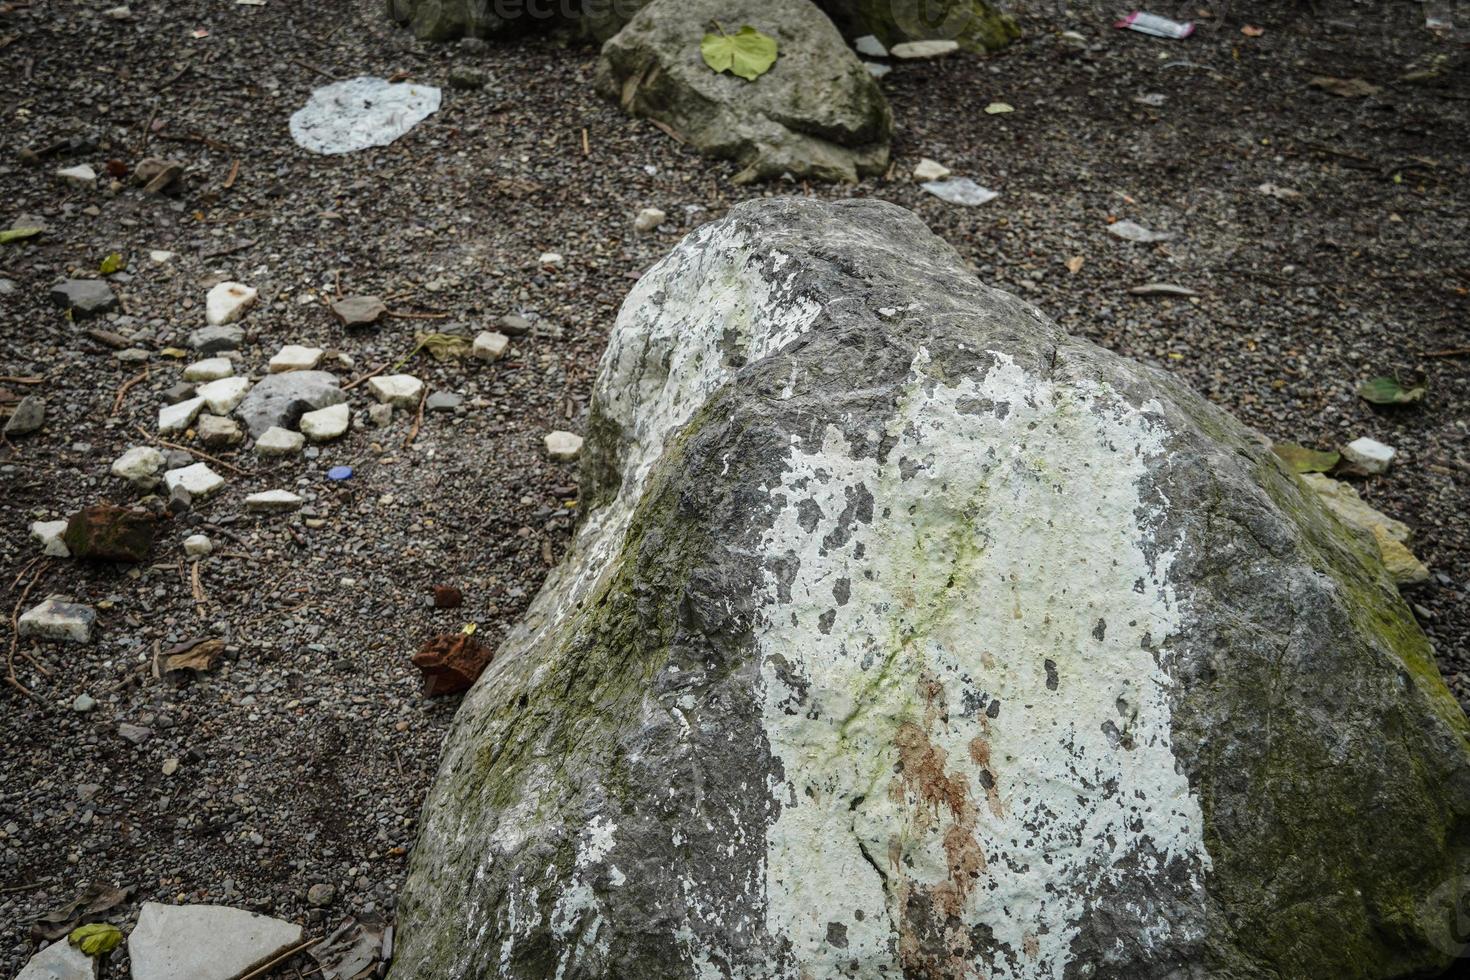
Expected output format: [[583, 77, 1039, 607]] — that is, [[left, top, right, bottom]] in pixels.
[[127, 902, 303, 980], [197, 376, 252, 414], [15, 938, 96, 980], [164, 462, 225, 499], [435, 218, 829, 979], [205, 281, 258, 325], [751, 350, 1208, 977], [290, 77, 441, 155]]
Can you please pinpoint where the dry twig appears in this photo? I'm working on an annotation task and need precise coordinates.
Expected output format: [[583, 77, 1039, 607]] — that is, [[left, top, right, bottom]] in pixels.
[[134, 425, 252, 476]]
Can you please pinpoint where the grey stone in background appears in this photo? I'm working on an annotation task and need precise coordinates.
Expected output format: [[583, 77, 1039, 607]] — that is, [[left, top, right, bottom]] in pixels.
[[596, 0, 893, 184], [4, 395, 46, 436], [49, 279, 116, 317], [235, 371, 345, 437]]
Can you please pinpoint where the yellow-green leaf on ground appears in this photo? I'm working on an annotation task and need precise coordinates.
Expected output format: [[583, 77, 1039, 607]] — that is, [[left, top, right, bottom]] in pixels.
[[701, 25, 778, 82], [1273, 442, 1340, 474], [69, 922, 123, 957], [1358, 376, 1425, 405], [0, 227, 43, 244], [99, 252, 125, 274]]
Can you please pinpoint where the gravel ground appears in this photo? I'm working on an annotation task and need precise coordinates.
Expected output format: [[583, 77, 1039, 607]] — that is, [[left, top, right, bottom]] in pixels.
[[1, 0, 1466, 974]]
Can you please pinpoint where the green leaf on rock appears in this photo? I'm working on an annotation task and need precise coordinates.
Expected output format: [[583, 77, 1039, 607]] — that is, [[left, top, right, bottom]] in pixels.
[[68, 922, 123, 957], [1273, 442, 1340, 474], [0, 226, 42, 244], [701, 24, 778, 82], [1358, 376, 1425, 405], [99, 252, 125, 274]]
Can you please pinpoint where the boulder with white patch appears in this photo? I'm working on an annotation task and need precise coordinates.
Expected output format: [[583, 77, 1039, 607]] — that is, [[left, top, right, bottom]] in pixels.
[[392, 199, 1470, 980]]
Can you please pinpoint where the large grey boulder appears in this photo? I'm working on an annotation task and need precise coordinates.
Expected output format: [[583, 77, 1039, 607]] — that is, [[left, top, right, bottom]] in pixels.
[[596, 0, 892, 183], [392, 199, 1470, 979]]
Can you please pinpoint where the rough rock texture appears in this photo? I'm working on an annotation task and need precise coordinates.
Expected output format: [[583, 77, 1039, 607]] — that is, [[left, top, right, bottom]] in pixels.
[[392, 199, 1470, 980], [596, 0, 892, 184], [61, 504, 156, 563], [235, 370, 345, 437], [412, 633, 495, 697]]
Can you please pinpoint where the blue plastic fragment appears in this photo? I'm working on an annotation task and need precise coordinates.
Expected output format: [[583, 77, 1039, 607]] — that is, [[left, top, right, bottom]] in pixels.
[[327, 465, 353, 481]]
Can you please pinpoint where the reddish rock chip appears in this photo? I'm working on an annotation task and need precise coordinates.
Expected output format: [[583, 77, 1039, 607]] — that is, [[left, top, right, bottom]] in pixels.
[[411, 634, 492, 696], [432, 585, 463, 609], [61, 504, 156, 563]]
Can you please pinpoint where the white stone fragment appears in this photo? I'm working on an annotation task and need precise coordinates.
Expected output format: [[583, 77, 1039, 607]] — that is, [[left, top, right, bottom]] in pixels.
[[890, 39, 959, 58], [366, 374, 424, 408], [1342, 437, 1396, 474], [126, 902, 303, 980], [255, 426, 305, 455], [183, 534, 214, 556], [299, 402, 350, 442], [246, 490, 304, 513], [912, 157, 951, 182], [633, 208, 666, 233], [539, 251, 565, 267], [921, 177, 999, 206], [149, 249, 177, 264], [163, 462, 225, 500], [205, 281, 257, 325], [158, 395, 207, 435], [472, 331, 509, 362], [196, 376, 252, 415], [269, 344, 324, 373], [30, 520, 70, 557], [182, 357, 233, 382], [111, 445, 166, 487], [18, 596, 94, 644], [544, 430, 583, 462], [854, 34, 888, 57], [195, 414, 243, 448], [16, 937, 96, 980], [56, 164, 97, 186]]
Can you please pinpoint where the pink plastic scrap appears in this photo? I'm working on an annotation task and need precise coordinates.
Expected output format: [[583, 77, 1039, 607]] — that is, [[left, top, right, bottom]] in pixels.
[[1114, 12, 1196, 39]]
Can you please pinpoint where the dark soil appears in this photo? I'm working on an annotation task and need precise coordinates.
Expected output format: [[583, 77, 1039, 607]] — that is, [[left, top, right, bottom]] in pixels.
[[1, 0, 1466, 974]]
